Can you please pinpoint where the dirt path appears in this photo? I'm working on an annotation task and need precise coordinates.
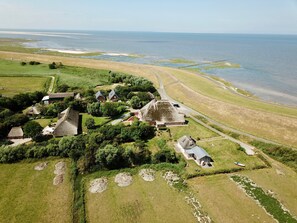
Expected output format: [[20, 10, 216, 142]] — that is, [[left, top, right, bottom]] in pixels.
[[47, 75, 55, 93]]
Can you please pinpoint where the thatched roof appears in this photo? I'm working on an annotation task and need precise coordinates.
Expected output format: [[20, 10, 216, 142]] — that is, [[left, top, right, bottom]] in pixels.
[[178, 135, 196, 149], [48, 93, 74, 99], [53, 107, 79, 137], [7, 127, 23, 138], [140, 99, 185, 124]]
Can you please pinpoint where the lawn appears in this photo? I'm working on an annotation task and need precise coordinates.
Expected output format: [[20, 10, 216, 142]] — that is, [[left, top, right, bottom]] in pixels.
[[0, 76, 49, 97], [169, 118, 218, 141], [0, 159, 73, 223], [81, 113, 111, 132], [85, 173, 196, 223], [184, 139, 267, 176], [35, 118, 58, 128], [188, 175, 275, 223], [146, 130, 171, 154]]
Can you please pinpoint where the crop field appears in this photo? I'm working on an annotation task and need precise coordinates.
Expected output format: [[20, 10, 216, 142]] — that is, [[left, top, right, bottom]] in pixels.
[[0, 76, 48, 96], [188, 175, 275, 223], [85, 173, 196, 223], [0, 159, 73, 223]]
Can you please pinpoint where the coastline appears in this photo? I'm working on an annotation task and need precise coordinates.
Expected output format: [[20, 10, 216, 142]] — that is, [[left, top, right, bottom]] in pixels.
[[0, 50, 296, 147]]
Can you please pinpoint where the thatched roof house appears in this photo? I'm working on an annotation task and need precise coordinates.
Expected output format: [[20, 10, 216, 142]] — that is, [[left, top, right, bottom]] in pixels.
[[7, 127, 24, 139], [178, 135, 214, 167], [42, 92, 74, 104], [139, 99, 185, 127], [95, 91, 105, 102], [53, 107, 79, 137]]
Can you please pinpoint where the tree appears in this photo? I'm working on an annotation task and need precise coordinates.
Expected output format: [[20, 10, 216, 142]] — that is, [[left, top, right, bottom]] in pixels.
[[57, 84, 69, 92], [23, 121, 43, 141], [58, 136, 85, 160], [85, 117, 95, 129], [87, 102, 101, 116], [95, 145, 129, 169], [100, 102, 120, 117], [153, 149, 179, 164], [130, 96, 141, 109]]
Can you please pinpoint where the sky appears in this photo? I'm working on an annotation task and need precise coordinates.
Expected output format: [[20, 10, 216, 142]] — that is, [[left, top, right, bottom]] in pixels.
[[0, 0, 297, 34]]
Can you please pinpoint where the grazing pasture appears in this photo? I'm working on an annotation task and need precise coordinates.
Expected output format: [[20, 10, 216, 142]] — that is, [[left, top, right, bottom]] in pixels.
[[0, 159, 73, 223], [85, 173, 196, 223]]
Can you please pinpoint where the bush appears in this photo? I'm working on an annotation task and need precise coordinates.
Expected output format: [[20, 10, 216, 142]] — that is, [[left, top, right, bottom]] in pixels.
[[153, 149, 179, 164], [23, 121, 43, 141], [85, 118, 95, 129]]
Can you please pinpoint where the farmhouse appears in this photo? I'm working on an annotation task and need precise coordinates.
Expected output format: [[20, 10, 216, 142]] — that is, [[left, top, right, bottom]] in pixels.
[[7, 126, 24, 139], [139, 99, 185, 127], [42, 92, 75, 104], [95, 91, 105, 102], [53, 107, 79, 137], [108, 90, 119, 102], [177, 135, 214, 167]]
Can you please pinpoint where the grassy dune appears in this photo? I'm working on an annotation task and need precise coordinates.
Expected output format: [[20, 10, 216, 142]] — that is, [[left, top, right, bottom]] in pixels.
[[86, 173, 196, 223], [0, 159, 73, 223], [0, 51, 296, 146]]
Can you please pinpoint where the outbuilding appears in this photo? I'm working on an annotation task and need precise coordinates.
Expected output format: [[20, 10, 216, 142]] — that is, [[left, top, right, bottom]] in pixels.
[[7, 127, 24, 139]]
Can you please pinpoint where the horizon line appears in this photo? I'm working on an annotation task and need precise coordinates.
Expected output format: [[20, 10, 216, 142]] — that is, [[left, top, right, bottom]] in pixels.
[[0, 28, 297, 36]]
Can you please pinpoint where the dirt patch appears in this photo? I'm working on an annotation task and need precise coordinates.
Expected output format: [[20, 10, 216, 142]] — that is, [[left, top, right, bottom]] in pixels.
[[115, 173, 133, 187], [89, 178, 108, 193], [54, 161, 66, 175], [139, 169, 155, 182], [163, 171, 180, 186], [34, 162, 48, 171], [53, 161, 66, 186], [53, 174, 64, 186]]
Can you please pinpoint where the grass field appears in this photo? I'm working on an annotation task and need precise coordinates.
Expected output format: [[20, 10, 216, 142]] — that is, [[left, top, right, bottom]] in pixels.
[[0, 76, 48, 96], [0, 59, 111, 90], [85, 173, 196, 223], [188, 175, 275, 223], [242, 162, 297, 217], [0, 51, 296, 146], [169, 118, 218, 141], [81, 113, 111, 132], [0, 159, 73, 223]]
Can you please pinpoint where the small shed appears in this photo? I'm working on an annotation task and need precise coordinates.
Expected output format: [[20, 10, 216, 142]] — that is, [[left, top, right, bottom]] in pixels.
[[108, 90, 119, 102], [7, 127, 24, 139], [95, 91, 106, 102]]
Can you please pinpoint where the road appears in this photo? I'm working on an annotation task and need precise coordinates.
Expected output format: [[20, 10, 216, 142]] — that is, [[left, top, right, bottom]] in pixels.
[[153, 70, 291, 154]]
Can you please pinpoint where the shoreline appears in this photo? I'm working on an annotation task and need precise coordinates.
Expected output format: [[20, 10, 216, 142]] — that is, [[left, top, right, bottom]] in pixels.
[[1, 36, 296, 106]]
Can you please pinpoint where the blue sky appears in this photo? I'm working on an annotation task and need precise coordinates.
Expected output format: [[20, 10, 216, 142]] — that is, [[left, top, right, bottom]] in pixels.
[[1, 0, 297, 34]]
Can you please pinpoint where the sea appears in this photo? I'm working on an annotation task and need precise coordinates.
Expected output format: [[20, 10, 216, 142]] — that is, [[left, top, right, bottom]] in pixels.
[[0, 30, 296, 106]]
